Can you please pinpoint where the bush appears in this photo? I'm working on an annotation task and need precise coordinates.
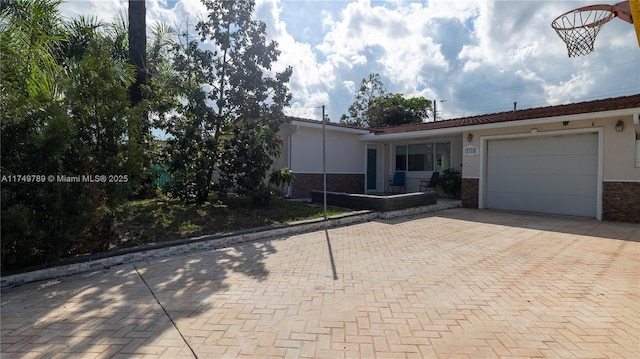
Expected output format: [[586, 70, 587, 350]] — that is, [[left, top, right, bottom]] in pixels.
[[269, 167, 295, 197], [249, 185, 276, 206], [438, 169, 462, 198]]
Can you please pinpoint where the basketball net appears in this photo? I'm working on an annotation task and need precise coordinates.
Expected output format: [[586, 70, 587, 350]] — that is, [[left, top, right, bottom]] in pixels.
[[551, 1, 636, 57], [551, 5, 615, 57]]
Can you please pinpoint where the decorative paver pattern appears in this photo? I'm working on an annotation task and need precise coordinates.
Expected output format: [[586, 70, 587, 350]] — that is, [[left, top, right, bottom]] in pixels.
[[2, 208, 639, 358]]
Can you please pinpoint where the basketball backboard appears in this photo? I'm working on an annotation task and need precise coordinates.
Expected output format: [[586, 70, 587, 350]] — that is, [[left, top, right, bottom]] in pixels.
[[630, 0, 640, 45]]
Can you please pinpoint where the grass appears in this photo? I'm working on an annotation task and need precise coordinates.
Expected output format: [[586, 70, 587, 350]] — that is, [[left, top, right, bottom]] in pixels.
[[112, 196, 347, 250]]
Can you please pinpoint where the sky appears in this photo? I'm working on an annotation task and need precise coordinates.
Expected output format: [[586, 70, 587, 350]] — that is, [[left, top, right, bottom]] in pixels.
[[58, 0, 640, 123]]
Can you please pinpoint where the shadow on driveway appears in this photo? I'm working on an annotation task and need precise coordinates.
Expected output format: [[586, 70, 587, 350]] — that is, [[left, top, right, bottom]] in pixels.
[[378, 207, 640, 242], [0, 238, 277, 357]]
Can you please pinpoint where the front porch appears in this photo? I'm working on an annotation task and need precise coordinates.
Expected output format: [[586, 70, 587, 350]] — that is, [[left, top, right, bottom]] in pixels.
[[363, 133, 464, 195]]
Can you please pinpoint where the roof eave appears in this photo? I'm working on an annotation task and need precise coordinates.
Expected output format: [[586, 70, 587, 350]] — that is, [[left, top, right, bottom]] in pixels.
[[289, 119, 371, 134], [359, 127, 462, 142], [359, 107, 639, 142]]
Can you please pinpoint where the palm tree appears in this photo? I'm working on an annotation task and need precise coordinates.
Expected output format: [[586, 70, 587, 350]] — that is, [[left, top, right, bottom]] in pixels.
[[128, 0, 146, 106], [0, 0, 66, 99]]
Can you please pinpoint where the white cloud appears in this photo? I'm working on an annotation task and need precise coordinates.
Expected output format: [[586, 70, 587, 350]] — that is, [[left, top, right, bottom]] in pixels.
[[343, 80, 356, 95], [544, 72, 594, 105], [57, 0, 640, 122], [59, 0, 124, 22], [318, 0, 450, 82], [255, 0, 338, 118]]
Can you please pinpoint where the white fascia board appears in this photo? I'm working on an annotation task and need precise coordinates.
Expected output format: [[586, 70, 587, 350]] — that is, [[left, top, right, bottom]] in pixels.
[[289, 120, 371, 135], [359, 127, 463, 142], [358, 108, 640, 142], [465, 108, 640, 131]]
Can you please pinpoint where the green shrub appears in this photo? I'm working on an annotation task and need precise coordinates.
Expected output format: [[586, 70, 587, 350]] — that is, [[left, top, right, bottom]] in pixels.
[[269, 167, 295, 197], [439, 169, 462, 198], [249, 185, 276, 206]]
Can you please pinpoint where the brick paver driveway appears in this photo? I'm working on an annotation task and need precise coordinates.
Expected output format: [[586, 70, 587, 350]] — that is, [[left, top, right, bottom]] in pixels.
[[2, 208, 639, 358]]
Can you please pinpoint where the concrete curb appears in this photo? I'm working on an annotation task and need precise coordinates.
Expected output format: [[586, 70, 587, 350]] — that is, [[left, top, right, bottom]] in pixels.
[[1, 201, 461, 288]]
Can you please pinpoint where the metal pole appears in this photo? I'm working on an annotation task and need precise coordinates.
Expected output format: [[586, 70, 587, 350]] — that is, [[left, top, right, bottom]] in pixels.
[[322, 105, 327, 221], [433, 100, 436, 122]]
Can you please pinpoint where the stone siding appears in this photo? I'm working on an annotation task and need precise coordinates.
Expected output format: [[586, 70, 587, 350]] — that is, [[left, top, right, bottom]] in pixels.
[[291, 173, 364, 199], [461, 178, 479, 208], [602, 181, 640, 223]]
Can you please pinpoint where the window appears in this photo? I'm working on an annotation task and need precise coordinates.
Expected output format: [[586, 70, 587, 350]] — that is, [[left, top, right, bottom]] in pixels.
[[408, 143, 432, 171], [395, 141, 451, 172], [395, 145, 406, 170], [435, 142, 451, 172]]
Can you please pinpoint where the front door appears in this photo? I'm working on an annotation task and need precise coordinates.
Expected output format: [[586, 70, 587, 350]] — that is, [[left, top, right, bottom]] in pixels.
[[367, 148, 377, 190], [366, 145, 383, 193]]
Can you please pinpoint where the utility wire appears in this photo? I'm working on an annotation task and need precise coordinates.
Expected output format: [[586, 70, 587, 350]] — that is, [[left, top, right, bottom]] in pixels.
[[440, 60, 640, 118], [446, 86, 640, 118], [451, 59, 640, 101]]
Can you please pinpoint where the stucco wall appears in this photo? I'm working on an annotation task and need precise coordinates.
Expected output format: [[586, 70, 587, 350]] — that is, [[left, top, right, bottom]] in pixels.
[[462, 115, 640, 182], [459, 115, 639, 222], [289, 126, 365, 174]]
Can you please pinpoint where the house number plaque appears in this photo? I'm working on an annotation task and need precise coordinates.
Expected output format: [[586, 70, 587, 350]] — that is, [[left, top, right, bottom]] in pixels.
[[463, 145, 479, 156]]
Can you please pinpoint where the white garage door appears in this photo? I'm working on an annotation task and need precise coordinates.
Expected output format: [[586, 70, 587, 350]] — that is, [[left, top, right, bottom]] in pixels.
[[485, 133, 598, 217]]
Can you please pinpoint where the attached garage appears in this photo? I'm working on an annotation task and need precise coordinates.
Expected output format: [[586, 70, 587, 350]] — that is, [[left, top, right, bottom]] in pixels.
[[484, 131, 599, 218]]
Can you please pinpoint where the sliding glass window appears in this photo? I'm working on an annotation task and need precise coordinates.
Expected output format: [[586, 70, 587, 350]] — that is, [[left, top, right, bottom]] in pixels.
[[395, 141, 450, 172], [395, 145, 407, 171]]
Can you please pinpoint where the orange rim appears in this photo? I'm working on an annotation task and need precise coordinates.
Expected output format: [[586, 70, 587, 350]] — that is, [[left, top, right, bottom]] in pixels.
[[551, 4, 615, 31]]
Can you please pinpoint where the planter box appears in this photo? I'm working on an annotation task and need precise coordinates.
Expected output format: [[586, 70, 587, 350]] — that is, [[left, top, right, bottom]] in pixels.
[[311, 190, 437, 212]]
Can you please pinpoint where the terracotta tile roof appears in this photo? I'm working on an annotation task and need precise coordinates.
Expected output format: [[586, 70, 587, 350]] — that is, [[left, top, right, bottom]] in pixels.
[[371, 94, 640, 135]]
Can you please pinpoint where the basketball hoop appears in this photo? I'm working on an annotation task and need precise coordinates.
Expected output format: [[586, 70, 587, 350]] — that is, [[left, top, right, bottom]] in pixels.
[[551, 1, 635, 57], [552, 5, 615, 57]]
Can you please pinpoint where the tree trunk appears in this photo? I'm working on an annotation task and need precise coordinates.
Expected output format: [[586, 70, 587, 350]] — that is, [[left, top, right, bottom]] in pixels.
[[128, 0, 146, 106]]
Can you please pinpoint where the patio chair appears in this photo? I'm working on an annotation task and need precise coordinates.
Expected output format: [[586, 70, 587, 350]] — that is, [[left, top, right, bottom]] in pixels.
[[418, 171, 439, 192], [388, 171, 406, 193]]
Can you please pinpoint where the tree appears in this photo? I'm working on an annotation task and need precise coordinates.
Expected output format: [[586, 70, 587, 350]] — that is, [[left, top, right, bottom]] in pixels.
[[340, 73, 431, 128], [62, 22, 136, 205], [128, 0, 146, 107], [156, 39, 219, 203], [218, 121, 283, 204], [125, 0, 156, 199], [1, 1, 152, 270], [367, 94, 431, 128], [0, 0, 66, 99], [1, 0, 75, 269], [340, 73, 387, 128], [64, 13, 155, 200], [158, 0, 292, 203]]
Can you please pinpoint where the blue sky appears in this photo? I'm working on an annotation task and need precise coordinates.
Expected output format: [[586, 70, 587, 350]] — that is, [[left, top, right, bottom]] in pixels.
[[59, 0, 640, 123]]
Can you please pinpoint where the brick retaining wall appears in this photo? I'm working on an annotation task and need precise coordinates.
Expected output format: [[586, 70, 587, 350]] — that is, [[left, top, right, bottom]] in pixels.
[[291, 173, 364, 199], [602, 181, 640, 223]]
